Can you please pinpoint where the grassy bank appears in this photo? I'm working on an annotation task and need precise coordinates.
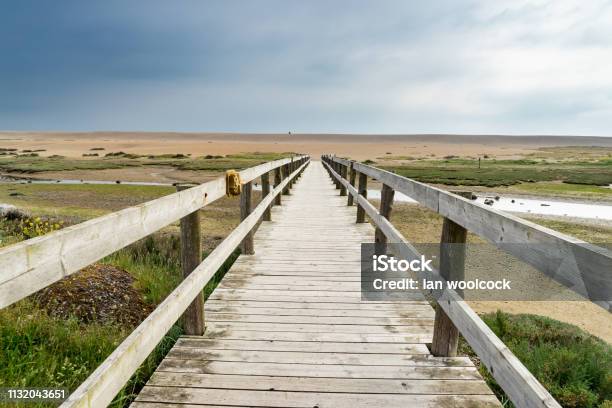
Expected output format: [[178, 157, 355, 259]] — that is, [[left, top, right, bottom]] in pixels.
[[378, 157, 612, 188], [461, 312, 612, 408], [0, 152, 296, 174], [360, 147, 612, 200]]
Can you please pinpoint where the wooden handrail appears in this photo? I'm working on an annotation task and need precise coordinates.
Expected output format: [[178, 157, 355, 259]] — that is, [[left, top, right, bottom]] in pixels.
[[322, 158, 561, 408], [60, 158, 310, 408], [323, 155, 612, 311], [0, 156, 308, 309]]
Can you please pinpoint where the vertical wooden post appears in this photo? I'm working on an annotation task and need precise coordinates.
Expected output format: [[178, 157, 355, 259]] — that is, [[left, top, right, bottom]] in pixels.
[[431, 191, 471, 357], [347, 161, 356, 206], [274, 167, 282, 205], [288, 157, 295, 189], [262, 172, 271, 221], [176, 184, 205, 335], [282, 164, 290, 195], [240, 181, 254, 254], [356, 172, 367, 223], [339, 164, 347, 196], [374, 184, 394, 254], [333, 162, 341, 189]]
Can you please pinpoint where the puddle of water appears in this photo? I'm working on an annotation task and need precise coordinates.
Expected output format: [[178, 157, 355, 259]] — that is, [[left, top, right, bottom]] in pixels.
[[366, 189, 612, 221], [473, 196, 612, 221]]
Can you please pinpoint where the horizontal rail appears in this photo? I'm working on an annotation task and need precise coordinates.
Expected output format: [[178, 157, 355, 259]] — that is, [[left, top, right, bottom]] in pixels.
[[61, 159, 309, 408], [322, 160, 560, 408], [0, 156, 308, 309], [325, 155, 612, 311]]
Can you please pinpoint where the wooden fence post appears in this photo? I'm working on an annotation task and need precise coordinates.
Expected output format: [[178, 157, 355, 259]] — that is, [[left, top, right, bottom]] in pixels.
[[333, 162, 341, 189], [288, 157, 295, 189], [356, 172, 367, 223], [347, 161, 356, 206], [240, 181, 254, 254], [274, 167, 282, 205], [176, 184, 205, 335], [431, 191, 471, 356], [282, 164, 290, 195], [262, 172, 271, 221], [339, 164, 347, 196], [374, 184, 394, 254]]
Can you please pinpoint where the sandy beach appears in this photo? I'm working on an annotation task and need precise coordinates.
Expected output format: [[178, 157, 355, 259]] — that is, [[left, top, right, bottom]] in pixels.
[[2, 131, 611, 160]]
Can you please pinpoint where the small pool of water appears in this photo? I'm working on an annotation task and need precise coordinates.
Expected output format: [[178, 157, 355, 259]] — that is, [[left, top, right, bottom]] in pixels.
[[366, 189, 612, 221]]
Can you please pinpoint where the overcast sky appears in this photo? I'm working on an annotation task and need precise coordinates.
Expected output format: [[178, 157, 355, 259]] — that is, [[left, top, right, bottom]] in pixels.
[[1, 0, 611, 135]]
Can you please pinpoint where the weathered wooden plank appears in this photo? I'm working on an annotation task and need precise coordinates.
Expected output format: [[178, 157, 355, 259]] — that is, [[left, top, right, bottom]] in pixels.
[[175, 337, 430, 353], [205, 321, 433, 334], [156, 359, 482, 380], [146, 372, 494, 395], [166, 348, 472, 367], [204, 299, 431, 311], [134, 387, 500, 407], [205, 313, 433, 326], [203, 327, 432, 343], [174, 338, 430, 354]]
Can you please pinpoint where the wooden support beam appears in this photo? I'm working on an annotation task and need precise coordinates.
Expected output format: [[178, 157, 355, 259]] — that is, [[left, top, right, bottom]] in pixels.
[[339, 164, 347, 196], [282, 164, 290, 195], [431, 191, 471, 357], [356, 172, 368, 223], [176, 184, 205, 336], [333, 162, 340, 189], [261, 172, 271, 221], [288, 158, 295, 189], [374, 184, 394, 255], [347, 161, 356, 206], [240, 181, 254, 254], [274, 168, 282, 205]]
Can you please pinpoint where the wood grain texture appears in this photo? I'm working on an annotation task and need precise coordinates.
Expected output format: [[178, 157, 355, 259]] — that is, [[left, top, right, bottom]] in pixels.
[[176, 184, 205, 336], [431, 213, 468, 357], [261, 172, 271, 221]]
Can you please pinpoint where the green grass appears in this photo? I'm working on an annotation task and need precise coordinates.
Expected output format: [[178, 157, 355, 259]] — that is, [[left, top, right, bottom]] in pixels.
[[506, 182, 612, 199], [0, 226, 240, 407], [0, 301, 128, 394], [0, 184, 175, 220], [0, 152, 296, 174], [380, 157, 612, 188], [0, 156, 142, 173], [461, 312, 612, 408]]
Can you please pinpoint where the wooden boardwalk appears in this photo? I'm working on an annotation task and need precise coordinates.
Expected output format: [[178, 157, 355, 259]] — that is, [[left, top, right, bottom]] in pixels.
[[133, 162, 499, 407]]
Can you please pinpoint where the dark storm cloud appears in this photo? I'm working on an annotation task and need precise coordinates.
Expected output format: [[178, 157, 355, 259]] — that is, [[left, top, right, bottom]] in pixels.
[[0, 0, 610, 134]]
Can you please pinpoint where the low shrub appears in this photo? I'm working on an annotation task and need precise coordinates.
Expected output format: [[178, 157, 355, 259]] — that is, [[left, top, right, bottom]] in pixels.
[[461, 311, 612, 407]]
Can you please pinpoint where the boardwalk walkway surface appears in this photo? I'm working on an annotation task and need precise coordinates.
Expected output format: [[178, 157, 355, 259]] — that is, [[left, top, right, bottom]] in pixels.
[[133, 162, 499, 407]]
